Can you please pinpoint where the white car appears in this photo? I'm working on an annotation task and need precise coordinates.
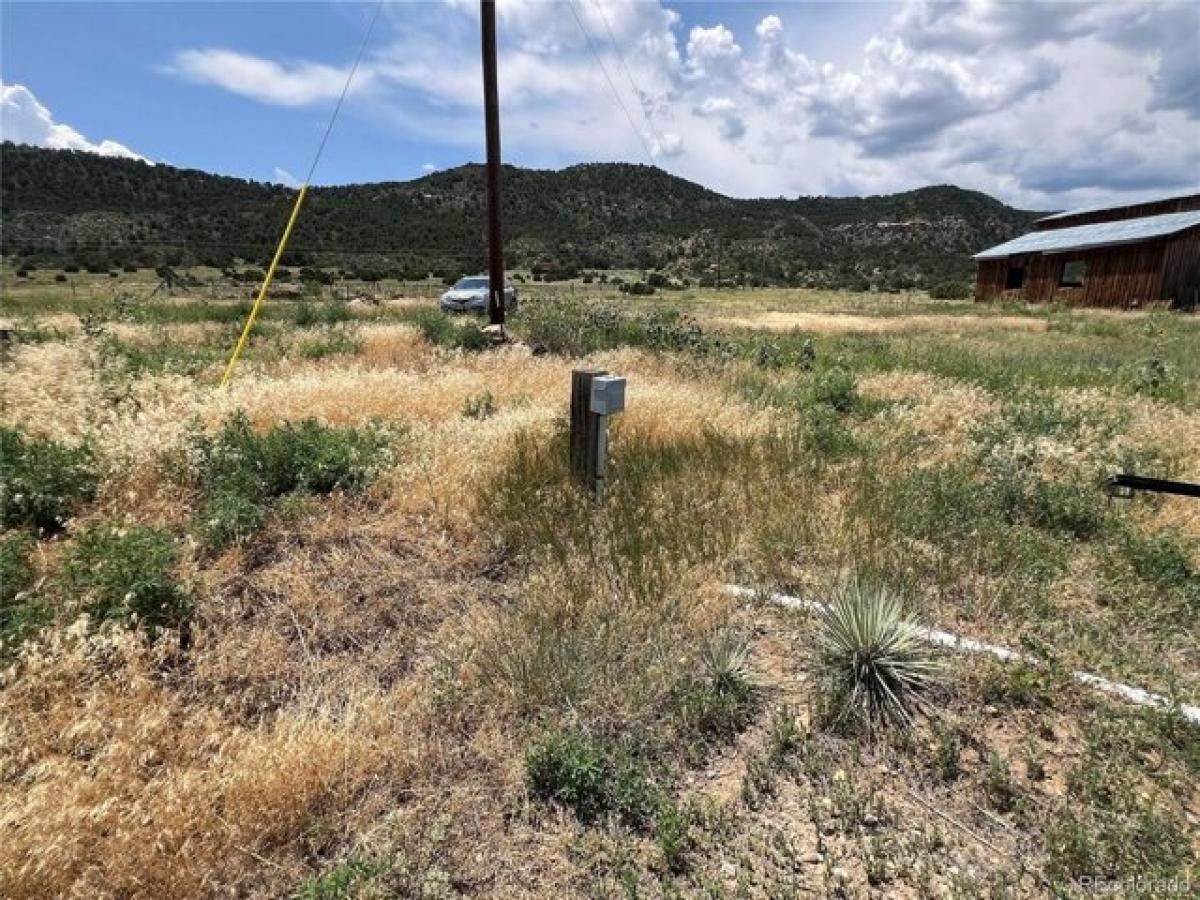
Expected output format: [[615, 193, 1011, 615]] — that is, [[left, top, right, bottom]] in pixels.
[[439, 276, 518, 313]]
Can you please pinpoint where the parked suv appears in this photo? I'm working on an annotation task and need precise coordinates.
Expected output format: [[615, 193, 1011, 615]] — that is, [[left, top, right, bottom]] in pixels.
[[439, 276, 517, 313]]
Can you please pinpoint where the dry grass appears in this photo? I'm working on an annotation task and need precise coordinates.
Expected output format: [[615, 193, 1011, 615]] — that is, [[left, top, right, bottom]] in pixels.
[[706, 311, 1048, 334], [2, 297, 1197, 898]]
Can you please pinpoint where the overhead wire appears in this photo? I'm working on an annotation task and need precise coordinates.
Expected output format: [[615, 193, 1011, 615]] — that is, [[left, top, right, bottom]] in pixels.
[[585, 0, 673, 155], [220, 0, 384, 386], [564, 0, 658, 165]]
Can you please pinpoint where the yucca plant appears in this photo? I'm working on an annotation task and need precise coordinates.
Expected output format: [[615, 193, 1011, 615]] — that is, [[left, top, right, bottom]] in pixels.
[[816, 576, 940, 729]]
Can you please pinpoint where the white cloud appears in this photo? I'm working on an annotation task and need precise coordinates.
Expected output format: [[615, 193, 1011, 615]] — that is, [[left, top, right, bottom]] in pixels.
[[168, 48, 372, 107], [694, 96, 745, 141], [163, 0, 1200, 208], [421, 163, 436, 173], [755, 15, 783, 43], [1, 82, 146, 160], [685, 24, 741, 77]]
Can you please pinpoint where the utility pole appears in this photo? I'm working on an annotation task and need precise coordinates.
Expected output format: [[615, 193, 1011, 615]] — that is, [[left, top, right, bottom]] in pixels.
[[481, 0, 505, 327], [715, 234, 721, 290]]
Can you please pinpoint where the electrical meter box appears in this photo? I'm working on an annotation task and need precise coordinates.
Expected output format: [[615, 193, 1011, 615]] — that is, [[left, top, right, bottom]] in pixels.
[[590, 375, 626, 415]]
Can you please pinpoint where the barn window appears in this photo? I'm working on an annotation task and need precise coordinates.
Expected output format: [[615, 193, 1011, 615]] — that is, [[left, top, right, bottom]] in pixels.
[[1060, 260, 1087, 287], [1005, 264, 1025, 290]]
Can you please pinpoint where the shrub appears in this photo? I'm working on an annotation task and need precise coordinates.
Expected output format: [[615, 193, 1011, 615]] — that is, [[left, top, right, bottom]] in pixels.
[[0, 532, 35, 606], [816, 576, 939, 729], [929, 281, 972, 301], [192, 413, 391, 549], [411, 310, 489, 351], [1122, 357, 1183, 402], [61, 525, 190, 633], [0, 427, 98, 532], [811, 366, 858, 413], [295, 303, 350, 328], [672, 630, 757, 741], [0, 532, 49, 660], [462, 391, 497, 420], [524, 726, 657, 827], [293, 855, 385, 900]]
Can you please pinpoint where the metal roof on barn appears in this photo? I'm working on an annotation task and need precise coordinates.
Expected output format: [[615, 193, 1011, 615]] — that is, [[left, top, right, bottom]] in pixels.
[[973, 209, 1200, 260]]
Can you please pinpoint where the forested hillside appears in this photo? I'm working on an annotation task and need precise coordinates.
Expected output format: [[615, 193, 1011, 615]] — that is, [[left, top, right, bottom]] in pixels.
[[0, 142, 1040, 288]]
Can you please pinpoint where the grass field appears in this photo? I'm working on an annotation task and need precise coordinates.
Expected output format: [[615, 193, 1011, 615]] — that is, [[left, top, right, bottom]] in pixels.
[[2, 269, 1198, 898]]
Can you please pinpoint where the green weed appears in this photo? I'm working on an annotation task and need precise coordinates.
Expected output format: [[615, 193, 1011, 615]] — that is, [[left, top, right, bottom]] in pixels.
[[61, 525, 190, 634], [0, 427, 97, 532]]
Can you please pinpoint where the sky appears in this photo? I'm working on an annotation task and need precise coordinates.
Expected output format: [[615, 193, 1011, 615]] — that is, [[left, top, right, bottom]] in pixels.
[[1, 0, 1198, 210]]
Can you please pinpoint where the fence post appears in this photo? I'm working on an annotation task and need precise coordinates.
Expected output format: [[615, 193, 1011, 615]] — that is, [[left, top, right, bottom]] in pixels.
[[570, 369, 606, 490]]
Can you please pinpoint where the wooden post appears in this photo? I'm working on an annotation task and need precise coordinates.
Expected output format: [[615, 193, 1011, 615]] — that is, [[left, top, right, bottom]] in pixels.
[[570, 368, 606, 490]]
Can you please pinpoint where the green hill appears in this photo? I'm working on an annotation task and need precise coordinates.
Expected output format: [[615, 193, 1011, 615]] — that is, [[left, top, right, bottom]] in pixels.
[[0, 142, 1040, 289]]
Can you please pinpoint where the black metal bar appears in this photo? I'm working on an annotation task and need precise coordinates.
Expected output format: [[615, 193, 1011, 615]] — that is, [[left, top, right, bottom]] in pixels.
[[480, 0, 505, 327], [1108, 474, 1200, 499]]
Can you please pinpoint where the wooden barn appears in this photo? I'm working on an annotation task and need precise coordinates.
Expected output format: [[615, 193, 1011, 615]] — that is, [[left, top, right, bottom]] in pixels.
[[974, 192, 1200, 310]]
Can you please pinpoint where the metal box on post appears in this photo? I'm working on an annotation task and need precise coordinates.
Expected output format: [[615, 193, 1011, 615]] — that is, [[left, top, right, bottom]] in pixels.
[[589, 376, 627, 416]]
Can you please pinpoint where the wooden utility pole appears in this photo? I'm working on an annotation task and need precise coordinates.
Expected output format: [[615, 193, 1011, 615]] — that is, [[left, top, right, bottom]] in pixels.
[[715, 234, 721, 290], [481, 0, 505, 326]]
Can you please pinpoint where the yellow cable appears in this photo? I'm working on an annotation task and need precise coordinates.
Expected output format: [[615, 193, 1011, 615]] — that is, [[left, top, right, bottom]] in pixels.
[[219, 184, 308, 387]]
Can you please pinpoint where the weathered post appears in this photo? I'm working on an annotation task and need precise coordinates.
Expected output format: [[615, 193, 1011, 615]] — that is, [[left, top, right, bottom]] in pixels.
[[570, 369, 626, 497], [570, 368, 606, 489]]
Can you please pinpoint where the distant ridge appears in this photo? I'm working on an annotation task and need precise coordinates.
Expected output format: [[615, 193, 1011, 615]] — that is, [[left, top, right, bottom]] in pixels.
[[0, 142, 1040, 288]]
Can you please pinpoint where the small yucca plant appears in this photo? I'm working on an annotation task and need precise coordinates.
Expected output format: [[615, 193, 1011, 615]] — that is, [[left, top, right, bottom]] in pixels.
[[816, 576, 939, 729]]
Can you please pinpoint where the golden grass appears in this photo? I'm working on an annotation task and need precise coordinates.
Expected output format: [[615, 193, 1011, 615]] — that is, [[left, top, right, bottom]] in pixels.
[[106, 321, 228, 346], [860, 371, 1000, 465], [705, 311, 1049, 335], [3, 301, 1197, 897]]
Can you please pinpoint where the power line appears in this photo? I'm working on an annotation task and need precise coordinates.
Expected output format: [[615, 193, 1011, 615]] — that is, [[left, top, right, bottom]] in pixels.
[[564, 0, 658, 164], [586, 0, 673, 155], [304, 0, 384, 184]]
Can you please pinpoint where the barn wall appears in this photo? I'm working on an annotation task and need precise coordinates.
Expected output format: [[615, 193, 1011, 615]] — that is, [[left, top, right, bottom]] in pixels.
[[975, 240, 1172, 308], [1035, 194, 1200, 231], [1160, 227, 1200, 310], [974, 260, 1008, 302]]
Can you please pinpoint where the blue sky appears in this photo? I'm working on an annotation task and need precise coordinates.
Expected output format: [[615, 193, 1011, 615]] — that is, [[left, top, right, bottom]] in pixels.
[[2, 1, 1198, 208]]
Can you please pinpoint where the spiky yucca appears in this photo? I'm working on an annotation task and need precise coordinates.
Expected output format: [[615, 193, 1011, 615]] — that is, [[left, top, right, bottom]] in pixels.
[[816, 577, 940, 728]]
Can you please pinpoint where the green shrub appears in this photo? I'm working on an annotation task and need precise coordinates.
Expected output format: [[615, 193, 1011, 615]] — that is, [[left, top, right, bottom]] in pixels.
[[1122, 357, 1183, 401], [0, 531, 35, 606], [524, 726, 658, 827], [0, 532, 49, 658], [654, 800, 693, 872], [411, 310, 489, 351], [462, 391, 497, 420], [293, 854, 385, 900], [811, 366, 857, 412], [191, 413, 392, 549], [928, 281, 972, 301], [0, 427, 98, 532], [293, 302, 352, 327], [62, 525, 190, 633], [672, 631, 757, 741]]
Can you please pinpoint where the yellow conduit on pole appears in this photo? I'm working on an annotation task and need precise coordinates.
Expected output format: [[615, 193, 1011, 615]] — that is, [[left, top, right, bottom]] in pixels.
[[219, 184, 309, 387], [218, 0, 381, 387]]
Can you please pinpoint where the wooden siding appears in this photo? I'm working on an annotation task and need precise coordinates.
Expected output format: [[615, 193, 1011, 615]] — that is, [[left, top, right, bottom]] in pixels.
[[1161, 227, 1200, 310], [1035, 193, 1200, 231], [975, 237, 1186, 309]]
